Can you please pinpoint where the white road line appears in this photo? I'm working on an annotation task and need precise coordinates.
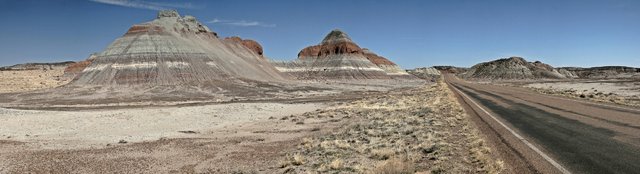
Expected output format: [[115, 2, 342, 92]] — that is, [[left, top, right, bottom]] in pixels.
[[449, 83, 572, 174]]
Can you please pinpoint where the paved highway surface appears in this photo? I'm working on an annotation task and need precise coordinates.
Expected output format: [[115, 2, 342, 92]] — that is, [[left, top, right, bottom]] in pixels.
[[444, 74, 640, 174]]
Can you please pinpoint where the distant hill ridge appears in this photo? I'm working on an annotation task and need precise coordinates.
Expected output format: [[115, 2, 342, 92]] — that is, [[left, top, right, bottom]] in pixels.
[[460, 56, 639, 79], [461, 57, 566, 79], [0, 61, 76, 71]]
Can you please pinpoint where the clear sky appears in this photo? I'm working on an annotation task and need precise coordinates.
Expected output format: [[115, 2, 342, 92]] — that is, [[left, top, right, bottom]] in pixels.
[[0, 0, 638, 68]]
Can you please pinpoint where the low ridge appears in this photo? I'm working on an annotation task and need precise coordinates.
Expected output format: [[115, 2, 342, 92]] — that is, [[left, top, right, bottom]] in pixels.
[[461, 57, 566, 79]]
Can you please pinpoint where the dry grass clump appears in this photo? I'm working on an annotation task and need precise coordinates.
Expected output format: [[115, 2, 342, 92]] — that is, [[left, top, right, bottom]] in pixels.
[[279, 153, 305, 168], [372, 158, 415, 174], [371, 148, 396, 160], [278, 79, 502, 173]]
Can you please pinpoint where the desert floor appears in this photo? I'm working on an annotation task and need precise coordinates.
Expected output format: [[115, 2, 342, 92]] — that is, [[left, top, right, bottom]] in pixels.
[[0, 81, 501, 173], [522, 79, 640, 107]]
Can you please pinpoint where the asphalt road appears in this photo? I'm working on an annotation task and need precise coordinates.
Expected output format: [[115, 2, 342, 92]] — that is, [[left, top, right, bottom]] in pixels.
[[444, 74, 640, 174]]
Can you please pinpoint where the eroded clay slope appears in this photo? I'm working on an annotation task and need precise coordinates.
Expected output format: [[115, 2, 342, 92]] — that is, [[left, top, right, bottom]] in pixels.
[[272, 29, 414, 80], [461, 57, 566, 79], [72, 10, 286, 86]]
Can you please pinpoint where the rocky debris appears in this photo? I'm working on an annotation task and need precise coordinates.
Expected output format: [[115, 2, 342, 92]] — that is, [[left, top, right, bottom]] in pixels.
[[461, 57, 566, 79], [0, 61, 75, 71], [70, 10, 286, 86], [223, 36, 264, 57], [273, 29, 414, 79], [279, 81, 502, 173], [557, 66, 640, 79], [407, 67, 441, 81]]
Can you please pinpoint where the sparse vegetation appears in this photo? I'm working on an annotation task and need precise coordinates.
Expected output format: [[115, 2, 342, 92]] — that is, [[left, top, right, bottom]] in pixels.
[[279, 80, 502, 173]]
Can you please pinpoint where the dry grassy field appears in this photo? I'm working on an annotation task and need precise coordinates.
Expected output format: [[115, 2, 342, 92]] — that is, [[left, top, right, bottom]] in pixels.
[[0, 69, 70, 93]]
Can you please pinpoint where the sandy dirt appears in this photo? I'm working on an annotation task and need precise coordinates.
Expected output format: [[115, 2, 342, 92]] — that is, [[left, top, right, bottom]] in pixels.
[[0, 102, 323, 149], [0, 69, 70, 93]]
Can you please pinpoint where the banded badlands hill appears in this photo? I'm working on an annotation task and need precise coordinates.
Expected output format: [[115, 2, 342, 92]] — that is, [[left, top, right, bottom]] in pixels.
[[73, 10, 285, 85], [271, 29, 415, 80], [0, 11, 424, 109], [459, 56, 639, 80], [460, 57, 567, 79], [0, 10, 308, 107]]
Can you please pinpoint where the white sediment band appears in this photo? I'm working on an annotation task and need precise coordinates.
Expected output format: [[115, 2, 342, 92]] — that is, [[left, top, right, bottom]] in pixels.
[[386, 72, 410, 75], [83, 62, 158, 72], [275, 66, 385, 72], [82, 64, 110, 72], [165, 61, 190, 68], [111, 62, 158, 69]]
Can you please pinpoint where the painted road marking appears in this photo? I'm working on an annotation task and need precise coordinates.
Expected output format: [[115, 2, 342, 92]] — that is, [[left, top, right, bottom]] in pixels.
[[449, 83, 572, 174]]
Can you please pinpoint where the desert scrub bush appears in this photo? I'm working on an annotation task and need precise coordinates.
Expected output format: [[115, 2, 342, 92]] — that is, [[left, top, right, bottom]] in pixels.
[[372, 158, 415, 174], [279, 153, 305, 168], [371, 148, 396, 160]]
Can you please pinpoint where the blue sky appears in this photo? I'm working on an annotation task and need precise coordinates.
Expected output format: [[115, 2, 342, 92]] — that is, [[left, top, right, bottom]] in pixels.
[[0, 0, 638, 68]]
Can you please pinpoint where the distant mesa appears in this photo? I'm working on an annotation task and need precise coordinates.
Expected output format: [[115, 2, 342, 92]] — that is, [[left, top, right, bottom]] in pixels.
[[0, 61, 75, 71], [557, 66, 640, 79], [273, 29, 414, 79], [460, 56, 640, 80]]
